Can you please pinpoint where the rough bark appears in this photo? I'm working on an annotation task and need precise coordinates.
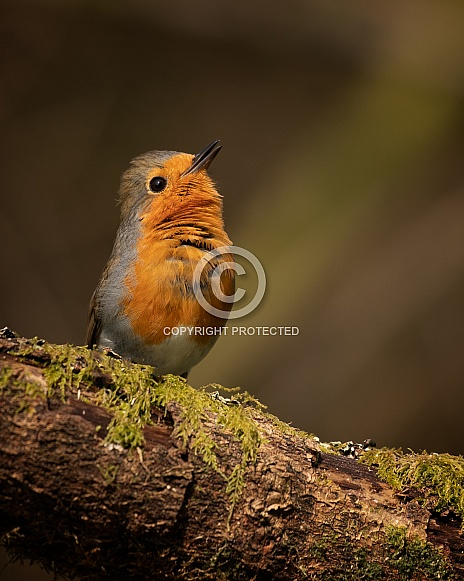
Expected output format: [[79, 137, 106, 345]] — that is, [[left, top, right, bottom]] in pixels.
[[0, 332, 462, 580]]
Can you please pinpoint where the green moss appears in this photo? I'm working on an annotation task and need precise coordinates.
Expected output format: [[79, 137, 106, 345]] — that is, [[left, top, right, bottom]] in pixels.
[[385, 526, 454, 580], [308, 527, 453, 581], [97, 463, 120, 486], [3, 338, 264, 505], [207, 542, 249, 581], [308, 539, 329, 561], [0, 361, 50, 411], [345, 547, 383, 580], [263, 409, 315, 440], [147, 381, 262, 506], [0, 367, 14, 391], [362, 447, 464, 525]]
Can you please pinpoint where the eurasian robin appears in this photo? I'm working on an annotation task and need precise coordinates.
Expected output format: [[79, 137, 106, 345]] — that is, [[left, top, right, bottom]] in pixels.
[[86, 140, 235, 377]]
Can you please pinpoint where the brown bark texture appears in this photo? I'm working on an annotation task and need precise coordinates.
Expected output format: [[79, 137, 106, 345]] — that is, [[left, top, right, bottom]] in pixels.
[[0, 332, 463, 580]]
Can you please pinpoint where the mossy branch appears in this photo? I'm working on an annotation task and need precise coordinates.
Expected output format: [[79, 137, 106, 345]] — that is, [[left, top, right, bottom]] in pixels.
[[0, 331, 463, 580]]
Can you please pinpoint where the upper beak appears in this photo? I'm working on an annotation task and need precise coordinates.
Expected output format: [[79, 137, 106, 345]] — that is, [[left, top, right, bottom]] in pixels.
[[181, 140, 222, 176]]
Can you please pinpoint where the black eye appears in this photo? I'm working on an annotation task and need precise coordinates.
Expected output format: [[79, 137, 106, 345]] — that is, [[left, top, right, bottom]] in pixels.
[[149, 176, 167, 193]]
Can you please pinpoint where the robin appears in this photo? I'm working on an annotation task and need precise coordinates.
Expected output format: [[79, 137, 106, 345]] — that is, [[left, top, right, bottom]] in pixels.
[[86, 140, 235, 377]]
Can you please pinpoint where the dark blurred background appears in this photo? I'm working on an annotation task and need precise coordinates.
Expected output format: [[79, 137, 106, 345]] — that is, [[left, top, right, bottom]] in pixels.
[[1, 0, 464, 576]]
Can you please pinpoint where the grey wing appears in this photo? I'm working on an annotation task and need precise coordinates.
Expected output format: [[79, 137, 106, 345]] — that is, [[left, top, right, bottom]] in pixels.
[[86, 288, 102, 348]]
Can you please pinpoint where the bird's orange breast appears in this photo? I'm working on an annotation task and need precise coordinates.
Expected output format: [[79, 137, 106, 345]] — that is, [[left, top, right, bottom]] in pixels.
[[122, 192, 234, 346]]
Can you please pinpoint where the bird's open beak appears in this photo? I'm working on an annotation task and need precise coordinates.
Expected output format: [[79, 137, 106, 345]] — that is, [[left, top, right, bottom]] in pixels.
[[181, 140, 222, 176]]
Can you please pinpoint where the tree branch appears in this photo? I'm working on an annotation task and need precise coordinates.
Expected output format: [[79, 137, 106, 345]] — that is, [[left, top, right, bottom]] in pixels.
[[0, 331, 462, 580]]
